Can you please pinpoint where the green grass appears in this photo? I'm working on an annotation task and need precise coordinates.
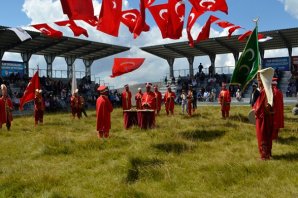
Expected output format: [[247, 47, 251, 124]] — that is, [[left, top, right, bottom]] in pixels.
[[0, 105, 297, 198]]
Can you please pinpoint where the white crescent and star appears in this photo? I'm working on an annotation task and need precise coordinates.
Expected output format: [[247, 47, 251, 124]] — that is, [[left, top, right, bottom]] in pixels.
[[244, 48, 255, 61], [122, 12, 137, 22], [120, 62, 136, 68], [40, 28, 51, 35], [199, 0, 216, 9], [159, 9, 168, 20], [175, 0, 185, 15], [112, 1, 117, 9], [189, 13, 195, 24]]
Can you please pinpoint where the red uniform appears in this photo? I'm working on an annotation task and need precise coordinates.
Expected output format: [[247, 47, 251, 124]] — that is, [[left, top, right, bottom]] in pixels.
[[254, 89, 274, 160], [141, 91, 156, 110], [135, 92, 143, 109], [218, 88, 231, 119], [272, 86, 284, 140], [122, 91, 132, 110], [70, 95, 82, 119], [187, 90, 194, 116], [164, 91, 176, 115], [0, 96, 13, 130], [154, 90, 162, 114], [96, 95, 113, 138], [34, 95, 45, 125]]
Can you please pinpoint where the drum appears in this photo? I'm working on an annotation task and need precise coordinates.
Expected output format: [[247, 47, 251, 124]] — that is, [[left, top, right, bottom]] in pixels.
[[137, 109, 155, 129], [123, 109, 138, 129]]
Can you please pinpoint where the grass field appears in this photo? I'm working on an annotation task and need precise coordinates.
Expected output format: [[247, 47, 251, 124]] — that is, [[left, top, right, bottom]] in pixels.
[[0, 105, 297, 198]]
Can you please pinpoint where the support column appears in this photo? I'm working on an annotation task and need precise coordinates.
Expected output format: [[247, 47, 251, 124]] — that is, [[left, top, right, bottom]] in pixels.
[[187, 56, 194, 78], [288, 47, 293, 71], [0, 50, 4, 78], [233, 52, 239, 64], [83, 59, 94, 77], [44, 55, 55, 78], [167, 58, 175, 78], [260, 49, 265, 62], [65, 57, 76, 78], [21, 52, 32, 77], [209, 54, 216, 77]]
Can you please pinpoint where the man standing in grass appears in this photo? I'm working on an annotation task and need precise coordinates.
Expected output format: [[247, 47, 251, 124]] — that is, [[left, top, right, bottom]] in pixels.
[[218, 83, 231, 119], [0, 84, 13, 130], [70, 89, 82, 119], [122, 84, 132, 110], [154, 85, 162, 115], [34, 89, 45, 126], [187, 86, 194, 116], [96, 86, 113, 138], [135, 88, 143, 109], [164, 85, 176, 115], [253, 68, 274, 160]]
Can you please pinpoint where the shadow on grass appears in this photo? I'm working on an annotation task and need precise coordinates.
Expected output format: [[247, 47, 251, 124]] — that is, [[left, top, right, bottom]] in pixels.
[[40, 138, 75, 155], [152, 141, 194, 154], [180, 129, 225, 142], [272, 152, 298, 161], [126, 157, 164, 184], [284, 117, 298, 122], [277, 136, 298, 145], [229, 114, 250, 123]]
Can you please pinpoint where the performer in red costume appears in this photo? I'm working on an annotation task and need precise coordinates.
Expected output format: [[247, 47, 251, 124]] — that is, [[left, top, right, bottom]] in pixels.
[[70, 89, 82, 119], [271, 78, 284, 143], [96, 86, 113, 138], [139, 83, 156, 129], [164, 85, 176, 115], [34, 89, 45, 126], [121, 84, 132, 110], [0, 84, 13, 130], [218, 84, 231, 119], [187, 86, 194, 116], [154, 85, 162, 115], [253, 68, 275, 160], [135, 88, 143, 109]]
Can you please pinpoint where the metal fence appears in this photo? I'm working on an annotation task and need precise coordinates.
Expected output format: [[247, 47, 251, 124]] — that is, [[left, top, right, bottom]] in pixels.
[[167, 66, 235, 78]]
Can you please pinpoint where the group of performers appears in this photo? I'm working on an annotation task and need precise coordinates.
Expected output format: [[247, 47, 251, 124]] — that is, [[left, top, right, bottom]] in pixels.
[[0, 69, 286, 160]]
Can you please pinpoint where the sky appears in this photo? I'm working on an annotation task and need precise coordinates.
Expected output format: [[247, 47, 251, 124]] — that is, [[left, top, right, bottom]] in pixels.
[[0, 0, 298, 88]]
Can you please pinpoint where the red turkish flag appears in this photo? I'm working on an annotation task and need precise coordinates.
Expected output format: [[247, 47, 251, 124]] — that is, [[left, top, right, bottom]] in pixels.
[[216, 21, 234, 28], [19, 71, 41, 110], [55, 20, 88, 37], [121, 9, 150, 33], [167, 0, 185, 39], [228, 25, 241, 38], [148, 4, 169, 39], [97, 0, 122, 37], [133, 0, 147, 39], [196, 15, 219, 43], [189, 0, 228, 14], [60, 0, 95, 20], [32, 24, 63, 38], [238, 30, 265, 41], [187, 7, 205, 46], [110, 58, 145, 78]]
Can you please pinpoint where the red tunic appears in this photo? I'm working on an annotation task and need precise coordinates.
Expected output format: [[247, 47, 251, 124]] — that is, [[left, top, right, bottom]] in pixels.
[[272, 86, 284, 140], [96, 95, 113, 133], [218, 89, 231, 111], [122, 91, 132, 110], [253, 90, 274, 160], [0, 96, 13, 125], [141, 91, 156, 110], [34, 95, 45, 124], [154, 91, 162, 112], [164, 91, 176, 112], [70, 95, 82, 118], [135, 92, 143, 109], [187, 90, 194, 116]]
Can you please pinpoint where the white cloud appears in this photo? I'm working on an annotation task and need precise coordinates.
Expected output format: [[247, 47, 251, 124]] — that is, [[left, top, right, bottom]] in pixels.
[[278, 0, 298, 19]]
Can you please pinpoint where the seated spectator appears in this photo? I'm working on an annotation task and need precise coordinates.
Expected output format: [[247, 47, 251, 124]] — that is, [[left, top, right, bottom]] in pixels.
[[203, 91, 210, 102]]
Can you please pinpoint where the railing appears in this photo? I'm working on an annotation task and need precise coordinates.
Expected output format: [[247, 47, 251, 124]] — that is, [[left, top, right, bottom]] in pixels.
[[166, 66, 235, 78]]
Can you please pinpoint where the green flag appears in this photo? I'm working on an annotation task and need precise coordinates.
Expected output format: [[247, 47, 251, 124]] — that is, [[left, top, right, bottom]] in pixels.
[[230, 26, 260, 91]]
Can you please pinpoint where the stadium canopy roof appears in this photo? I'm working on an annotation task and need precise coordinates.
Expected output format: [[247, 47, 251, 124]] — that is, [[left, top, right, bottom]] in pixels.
[[141, 27, 298, 60], [0, 26, 130, 61]]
